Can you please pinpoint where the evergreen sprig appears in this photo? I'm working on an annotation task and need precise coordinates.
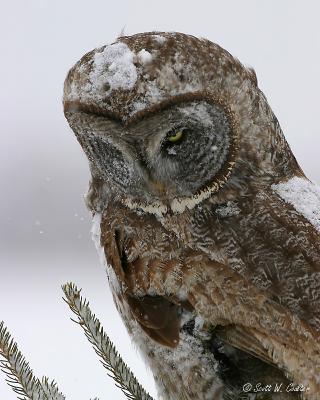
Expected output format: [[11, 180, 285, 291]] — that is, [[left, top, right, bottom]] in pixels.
[[0, 283, 153, 400], [62, 282, 154, 400], [0, 321, 65, 400]]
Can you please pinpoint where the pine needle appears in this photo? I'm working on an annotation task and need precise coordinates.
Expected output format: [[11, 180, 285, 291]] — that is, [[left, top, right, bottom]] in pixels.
[[62, 282, 154, 400], [0, 321, 65, 400], [41, 377, 66, 400]]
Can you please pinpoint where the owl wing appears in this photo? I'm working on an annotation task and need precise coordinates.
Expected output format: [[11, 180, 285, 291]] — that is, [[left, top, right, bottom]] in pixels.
[[101, 212, 300, 391], [179, 184, 320, 390], [100, 194, 320, 391], [101, 209, 262, 357], [100, 208, 189, 348]]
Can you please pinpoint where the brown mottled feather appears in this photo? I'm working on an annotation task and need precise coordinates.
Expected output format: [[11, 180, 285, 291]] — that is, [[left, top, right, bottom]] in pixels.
[[100, 191, 320, 395]]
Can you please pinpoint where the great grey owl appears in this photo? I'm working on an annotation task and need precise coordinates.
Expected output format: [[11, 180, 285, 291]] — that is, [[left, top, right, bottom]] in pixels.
[[63, 32, 320, 400]]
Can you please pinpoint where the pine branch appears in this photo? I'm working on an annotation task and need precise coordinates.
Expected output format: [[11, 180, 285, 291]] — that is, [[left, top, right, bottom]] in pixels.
[[0, 284, 153, 400], [0, 320, 45, 400], [0, 321, 65, 400], [40, 377, 66, 400], [62, 282, 154, 400]]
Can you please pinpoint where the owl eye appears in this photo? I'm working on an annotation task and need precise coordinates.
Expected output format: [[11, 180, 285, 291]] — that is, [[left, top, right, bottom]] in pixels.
[[166, 127, 185, 144]]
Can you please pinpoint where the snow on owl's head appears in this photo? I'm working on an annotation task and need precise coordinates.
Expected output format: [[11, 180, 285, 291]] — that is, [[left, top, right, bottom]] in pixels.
[[63, 32, 301, 215]]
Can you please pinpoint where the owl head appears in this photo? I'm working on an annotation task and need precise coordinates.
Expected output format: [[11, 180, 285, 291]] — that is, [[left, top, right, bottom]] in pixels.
[[63, 32, 302, 215]]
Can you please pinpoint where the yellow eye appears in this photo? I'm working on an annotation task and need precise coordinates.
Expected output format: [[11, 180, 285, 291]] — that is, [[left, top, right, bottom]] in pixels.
[[168, 130, 184, 143]]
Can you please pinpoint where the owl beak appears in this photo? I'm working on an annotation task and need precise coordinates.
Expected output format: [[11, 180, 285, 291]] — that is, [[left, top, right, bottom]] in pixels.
[[150, 180, 167, 196]]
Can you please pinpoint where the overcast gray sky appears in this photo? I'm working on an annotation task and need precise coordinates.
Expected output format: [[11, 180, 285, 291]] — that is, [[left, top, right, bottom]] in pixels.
[[1, 1, 320, 399]]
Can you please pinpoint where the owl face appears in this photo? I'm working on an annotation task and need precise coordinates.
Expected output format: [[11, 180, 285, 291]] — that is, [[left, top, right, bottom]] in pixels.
[[64, 31, 301, 214], [66, 98, 235, 205]]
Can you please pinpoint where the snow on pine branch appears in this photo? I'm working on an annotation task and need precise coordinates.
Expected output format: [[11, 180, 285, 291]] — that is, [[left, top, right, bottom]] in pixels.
[[62, 282, 154, 400], [0, 321, 65, 400]]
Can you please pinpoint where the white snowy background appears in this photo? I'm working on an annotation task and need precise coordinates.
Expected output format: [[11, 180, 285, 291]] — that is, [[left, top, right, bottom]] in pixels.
[[1, 1, 320, 399]]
